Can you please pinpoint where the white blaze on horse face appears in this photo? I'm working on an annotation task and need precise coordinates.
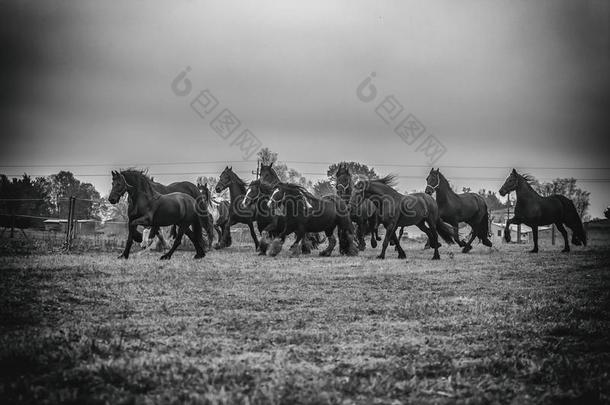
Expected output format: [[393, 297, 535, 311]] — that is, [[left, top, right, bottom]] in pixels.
[[268, 189, 280, 207], [242, 188, 253, 207]]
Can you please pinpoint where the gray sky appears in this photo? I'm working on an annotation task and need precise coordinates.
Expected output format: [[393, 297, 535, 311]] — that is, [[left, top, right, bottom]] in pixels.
[[1, 0, 609, 216]]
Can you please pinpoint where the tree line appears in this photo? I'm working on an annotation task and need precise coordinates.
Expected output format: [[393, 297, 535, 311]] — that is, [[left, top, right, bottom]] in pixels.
[[0, 150, 595, 223]]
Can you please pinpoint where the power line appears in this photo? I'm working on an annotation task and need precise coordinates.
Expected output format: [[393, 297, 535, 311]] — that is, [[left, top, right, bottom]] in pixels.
[[2, 172, 610, 183], [2, 160, 609, 171]]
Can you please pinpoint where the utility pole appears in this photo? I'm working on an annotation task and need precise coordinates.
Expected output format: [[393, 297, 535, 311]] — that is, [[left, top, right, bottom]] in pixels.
[[251, 159, 260, 179]]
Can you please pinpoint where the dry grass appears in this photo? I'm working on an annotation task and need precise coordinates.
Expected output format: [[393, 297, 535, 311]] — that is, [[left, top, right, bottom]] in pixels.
[[0, 239, 609, 404]]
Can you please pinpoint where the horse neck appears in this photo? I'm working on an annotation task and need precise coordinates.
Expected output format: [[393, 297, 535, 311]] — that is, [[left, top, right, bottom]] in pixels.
[[227, 177, 246, 201], [125, 173, 159, 205], [436, 177, 458, 203], [515, 177, 540, 201], [369, 182, 401, 199]]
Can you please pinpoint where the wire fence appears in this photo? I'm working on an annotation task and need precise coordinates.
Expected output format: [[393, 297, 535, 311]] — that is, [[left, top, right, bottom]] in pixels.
[[0, 195, 256, 255]]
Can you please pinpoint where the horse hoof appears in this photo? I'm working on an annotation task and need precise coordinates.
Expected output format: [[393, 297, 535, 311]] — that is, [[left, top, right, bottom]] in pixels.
[[159, 255, 170, 260], [431, 255, 440, 260], [319, 251, 331, 257], [462, 245, 472, 253], [562, 248, 570, 253], [194, 254, 205, 259], [398, 252, 406, 259], [117, 254, 128, 259], [258, 251, 267, 256], [529, 249, 538, 253], [371, 240, 377, 249], [376, 254, 385, 259]]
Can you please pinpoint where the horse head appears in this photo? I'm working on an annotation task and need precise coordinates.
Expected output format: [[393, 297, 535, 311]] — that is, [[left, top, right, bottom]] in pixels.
[[349, 179, 368, 210], [260, 162, 280, 190], [425, 168, 441, 195], [499, 169, 519, 196], [216, 166, 233, 193], [109, 170, 133, 204], [335, 163, 352, 198]]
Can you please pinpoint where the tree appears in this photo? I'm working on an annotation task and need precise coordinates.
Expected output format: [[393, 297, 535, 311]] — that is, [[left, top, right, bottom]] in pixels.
[[532, 177, 590, 218], [0, 174, 54, 218], [605, 207, 610, 220], [257, 147, 278, 165], [49, 171, 101, 219], [462, 187, 471, 193], [256, 148, 312, 189], [477, 189, 507, 211], [312, 180, 335, 197], [327, 162, 378, 182]]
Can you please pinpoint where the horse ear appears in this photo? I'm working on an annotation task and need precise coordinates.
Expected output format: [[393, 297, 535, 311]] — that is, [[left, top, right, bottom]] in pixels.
[[512, 168, 517, 174], [230, 166, 232, 170]]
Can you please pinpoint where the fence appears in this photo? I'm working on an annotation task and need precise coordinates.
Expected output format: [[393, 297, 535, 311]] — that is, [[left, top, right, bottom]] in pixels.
[[0, 196, 257, 254]]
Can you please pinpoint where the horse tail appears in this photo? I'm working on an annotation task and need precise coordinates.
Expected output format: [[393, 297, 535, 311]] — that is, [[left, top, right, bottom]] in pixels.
[[557, 195, 587, 246], [477, 210, 493, 247], [436, 219, 456, 245]]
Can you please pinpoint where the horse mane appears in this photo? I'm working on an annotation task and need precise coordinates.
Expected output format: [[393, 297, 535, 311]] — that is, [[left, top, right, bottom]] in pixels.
[[228, 170, 247, 189], [281, 182, 317, 201], [371, 173, 398, 188], [520, 173, 536, 184]]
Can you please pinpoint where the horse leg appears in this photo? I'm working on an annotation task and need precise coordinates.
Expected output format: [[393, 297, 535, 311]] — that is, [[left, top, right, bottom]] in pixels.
[[391, 230, 406, 259], [530, 226, 539, 253], [369, 215, 378, 248], [290, 226, 306, 256], [377, 222, 398, 259], [556, 222, 570, 252], [119, 224, 137, 259], [461, 230, 477, 253], [451, 221, 466, 248], [247, 221, 260, 250], [356, 218, 366, 251], [424, 219, 441, 260], [504, 217, 521, 243], [319, 229, 336, 257], [160, 226, 184, 260]]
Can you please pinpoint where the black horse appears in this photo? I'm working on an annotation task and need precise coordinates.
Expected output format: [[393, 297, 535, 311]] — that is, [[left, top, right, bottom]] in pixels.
[[197, 181, 230, 245], [349, 174, 455, 260], [267, 182, 358, 257], [214, 166, 259, 250], [109, 170, 207, 259], [499, 169, 587, 253], [109, 170, 213, 259], [256, 162, 324, 254], [335, 163, 380, 250], [425, 168, 492, 253]]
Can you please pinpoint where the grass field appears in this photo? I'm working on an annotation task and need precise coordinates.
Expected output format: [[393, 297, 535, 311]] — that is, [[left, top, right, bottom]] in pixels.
[[1, 239, 609, 404]]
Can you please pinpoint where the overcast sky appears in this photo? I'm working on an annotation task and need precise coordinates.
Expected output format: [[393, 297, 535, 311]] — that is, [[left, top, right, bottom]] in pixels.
[[1, 0, 609, 216]]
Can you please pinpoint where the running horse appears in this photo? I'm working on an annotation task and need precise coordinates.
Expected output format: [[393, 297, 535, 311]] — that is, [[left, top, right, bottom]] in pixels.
[[109, 170, 207, 259], [267, 182, 358, 257], [109, 169, 213, 258], [425, 168, 492, 253], [335, 162, 380, 250], [499, 169, 586, 253], [349, 174, 455, 260], [214, 166, 259, 250], [255, 162, 324, 254], [197, 181, 230, 245]]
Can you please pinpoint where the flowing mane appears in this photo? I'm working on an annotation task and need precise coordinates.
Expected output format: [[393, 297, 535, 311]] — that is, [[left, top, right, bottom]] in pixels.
[[371, 174, 398, 189]]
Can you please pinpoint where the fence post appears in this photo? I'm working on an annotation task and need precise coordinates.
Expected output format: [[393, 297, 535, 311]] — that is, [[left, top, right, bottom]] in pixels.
[[64, 196, 75, 252], [551, 224, 556, 245]]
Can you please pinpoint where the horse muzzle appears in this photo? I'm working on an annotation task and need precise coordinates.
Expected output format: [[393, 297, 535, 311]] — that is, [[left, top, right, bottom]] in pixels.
[[499, 188, 507, 197], [424, 186, 435, 195]]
